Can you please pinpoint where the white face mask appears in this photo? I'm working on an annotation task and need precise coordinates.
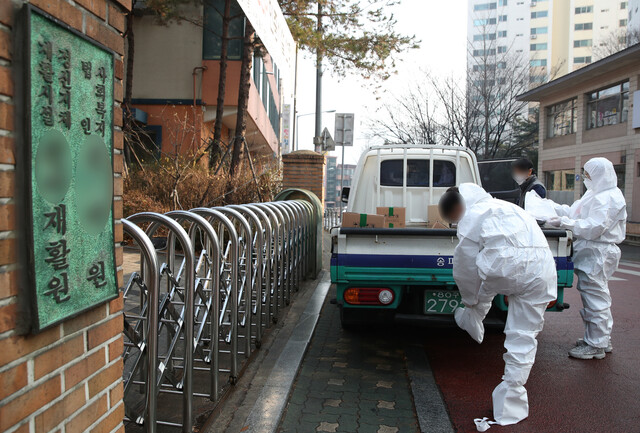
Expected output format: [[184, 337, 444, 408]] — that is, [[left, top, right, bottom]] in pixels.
[[584, 177, 593, 190], [513, 174, 528, 185]]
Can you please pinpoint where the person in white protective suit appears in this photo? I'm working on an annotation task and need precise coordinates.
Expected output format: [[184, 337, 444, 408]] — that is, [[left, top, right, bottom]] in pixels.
[[438, 184, 557, 427], [546, 157, 627, 359]]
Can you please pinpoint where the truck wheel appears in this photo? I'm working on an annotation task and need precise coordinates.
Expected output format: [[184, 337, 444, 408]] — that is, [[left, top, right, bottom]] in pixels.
[[339, 305, 356, 329], [487, 308, 508, 333]]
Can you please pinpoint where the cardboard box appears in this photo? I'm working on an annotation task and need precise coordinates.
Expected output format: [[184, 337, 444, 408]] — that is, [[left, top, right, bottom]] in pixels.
[[376, 207, 406, 228], [427, 205, 448, 228], [430, 220, 449, 229], [342, 212, 385, 228]]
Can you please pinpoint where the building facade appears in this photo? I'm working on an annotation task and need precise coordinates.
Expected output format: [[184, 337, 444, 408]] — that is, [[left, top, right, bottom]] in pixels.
[[130, 0, 295, 162], [468, 0, 632, 84], [517, 44, 640, 234]]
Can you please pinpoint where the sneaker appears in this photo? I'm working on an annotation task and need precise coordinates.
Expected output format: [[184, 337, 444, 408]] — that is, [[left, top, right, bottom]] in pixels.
[[576, 338, 612, 353], [569, 343, 606, 360]]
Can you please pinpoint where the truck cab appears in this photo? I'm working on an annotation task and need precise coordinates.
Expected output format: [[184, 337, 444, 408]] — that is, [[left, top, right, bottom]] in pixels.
[[331, 145, 573, 327]]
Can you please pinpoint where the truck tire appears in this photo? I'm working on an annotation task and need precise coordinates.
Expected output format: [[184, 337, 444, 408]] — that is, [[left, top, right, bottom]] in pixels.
[[339, 305, 356, 329]]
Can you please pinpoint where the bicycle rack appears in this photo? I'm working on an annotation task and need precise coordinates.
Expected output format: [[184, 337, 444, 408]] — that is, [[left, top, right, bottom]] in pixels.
[[121, 198, 318, 432]]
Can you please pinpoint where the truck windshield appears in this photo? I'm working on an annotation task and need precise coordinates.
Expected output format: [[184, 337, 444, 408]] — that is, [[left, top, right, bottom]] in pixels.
[[380, 159, 456, 187]]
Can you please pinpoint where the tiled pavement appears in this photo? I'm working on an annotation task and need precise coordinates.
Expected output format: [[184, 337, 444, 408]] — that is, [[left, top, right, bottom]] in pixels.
[[278, 286, 420, 433]]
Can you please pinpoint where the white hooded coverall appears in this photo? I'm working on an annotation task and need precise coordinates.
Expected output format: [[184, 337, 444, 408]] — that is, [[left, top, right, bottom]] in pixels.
[[453, 184, 557, 426], [551, 157, 627, 349]]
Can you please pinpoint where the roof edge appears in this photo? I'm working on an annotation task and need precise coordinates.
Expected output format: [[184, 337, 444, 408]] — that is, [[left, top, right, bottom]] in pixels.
[[517, 43, 640, 102]]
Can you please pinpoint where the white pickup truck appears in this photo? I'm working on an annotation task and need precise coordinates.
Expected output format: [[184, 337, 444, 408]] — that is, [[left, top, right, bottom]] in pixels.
[[330, 145, 574, 327]]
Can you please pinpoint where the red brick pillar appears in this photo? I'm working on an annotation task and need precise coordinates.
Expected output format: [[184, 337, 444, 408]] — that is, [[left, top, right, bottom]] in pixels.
[[0, 0, 128, 431], [282, 150, 326, 208]]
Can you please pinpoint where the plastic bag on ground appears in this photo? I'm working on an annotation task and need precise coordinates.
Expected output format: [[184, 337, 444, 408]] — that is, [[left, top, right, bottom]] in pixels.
[[524, 190, 557, 221]]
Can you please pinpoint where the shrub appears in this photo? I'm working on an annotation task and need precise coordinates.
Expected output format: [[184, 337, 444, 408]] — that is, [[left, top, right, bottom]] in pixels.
[[123, 157, 282, 217]]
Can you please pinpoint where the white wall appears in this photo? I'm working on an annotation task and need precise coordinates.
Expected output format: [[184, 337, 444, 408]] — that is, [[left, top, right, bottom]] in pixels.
[[132, 6, 204, 100]]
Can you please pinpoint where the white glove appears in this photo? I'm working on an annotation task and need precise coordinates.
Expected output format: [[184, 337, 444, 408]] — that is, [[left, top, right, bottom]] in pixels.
[[546, 216, 562, 227]]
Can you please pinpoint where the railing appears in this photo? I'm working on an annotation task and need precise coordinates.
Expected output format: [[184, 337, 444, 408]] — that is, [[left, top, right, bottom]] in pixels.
[[323, 207, 343, 230], [121, 199, 316, 433]]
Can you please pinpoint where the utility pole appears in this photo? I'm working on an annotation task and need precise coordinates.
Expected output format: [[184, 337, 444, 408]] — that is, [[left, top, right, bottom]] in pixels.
[[292, 46, 299, 151], [313, 1, 323, 152]]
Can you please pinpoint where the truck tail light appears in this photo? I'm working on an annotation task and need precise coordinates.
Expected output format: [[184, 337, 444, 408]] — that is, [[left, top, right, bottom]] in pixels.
[[504, 296, 558, 309], [344, 288, 394, 306]]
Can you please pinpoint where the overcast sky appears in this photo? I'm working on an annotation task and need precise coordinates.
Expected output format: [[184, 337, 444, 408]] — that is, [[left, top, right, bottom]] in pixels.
[[292, 0, 468, 165]]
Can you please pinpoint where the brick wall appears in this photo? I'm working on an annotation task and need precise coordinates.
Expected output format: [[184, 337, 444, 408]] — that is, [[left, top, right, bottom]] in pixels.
[[282, 150, 326, 208], [0, 0, 128, 432]]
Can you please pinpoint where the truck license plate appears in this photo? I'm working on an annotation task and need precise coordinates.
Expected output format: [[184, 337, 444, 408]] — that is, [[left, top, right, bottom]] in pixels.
[[424, 290, 462, 315]]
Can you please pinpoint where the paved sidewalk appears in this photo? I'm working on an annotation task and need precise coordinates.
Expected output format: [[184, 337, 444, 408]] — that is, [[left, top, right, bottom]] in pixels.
[[278, 286, 420, 433]]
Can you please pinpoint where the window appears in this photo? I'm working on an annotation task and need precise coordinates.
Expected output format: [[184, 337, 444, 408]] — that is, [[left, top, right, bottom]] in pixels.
[[587, 82, 629, 129], [574, 56, 592, 64], [499, 14, 508, 21], [574, 39, 592, 47], [545, 170, 575, 191], [475, 2, 497, 11], [473, 63, 496, 72], [574, 22, 593, 30], [203, 1, 245, 60], [474, 18, 497, 25], [621, 1, 627, 8], [575, 6, 593, 14], [379, 160, 456, 187], [498, 30, 507, 37], [531, 10, 548, 18], [530, 74, 546, 83], [531, 27, 548, 34], [547, 99, 577, 138], [530, 59, 547, 66], [497, 61, 507, 68], [530, 43, 548, 50], [473, 48, 496, 56], [498, 46, 507, 53], [474, 33, 496, 41], [499, 0, 507, 5], [620, 19, 628, 26]]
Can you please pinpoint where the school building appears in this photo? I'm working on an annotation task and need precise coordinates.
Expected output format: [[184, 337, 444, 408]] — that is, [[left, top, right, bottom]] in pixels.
[[517, 43, 640, 239]]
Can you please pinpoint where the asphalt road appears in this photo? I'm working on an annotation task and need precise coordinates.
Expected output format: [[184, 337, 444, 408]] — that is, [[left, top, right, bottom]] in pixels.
[[425, 258, 640, 433], [279, 251, 640, 433]]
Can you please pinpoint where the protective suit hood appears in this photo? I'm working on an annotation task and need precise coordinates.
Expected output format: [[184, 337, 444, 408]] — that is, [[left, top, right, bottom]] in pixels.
[[584, 158, 617, 193], [459, 183, 492, 210], [457, 183, 493, 242]]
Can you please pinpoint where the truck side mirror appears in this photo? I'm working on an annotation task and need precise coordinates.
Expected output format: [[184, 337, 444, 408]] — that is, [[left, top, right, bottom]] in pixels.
[[341, 187, 350, 203]]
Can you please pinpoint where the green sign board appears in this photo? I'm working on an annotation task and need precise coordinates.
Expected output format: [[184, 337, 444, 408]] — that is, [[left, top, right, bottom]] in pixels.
[[24, 7, 117, 331]]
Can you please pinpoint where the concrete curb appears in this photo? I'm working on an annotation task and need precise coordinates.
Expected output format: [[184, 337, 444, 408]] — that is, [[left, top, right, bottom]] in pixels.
[[239, 272, 332, 432], [405, 344, 455, 433]]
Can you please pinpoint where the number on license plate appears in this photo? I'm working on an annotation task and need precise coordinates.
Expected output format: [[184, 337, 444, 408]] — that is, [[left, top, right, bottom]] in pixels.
[[424, 290, 462, 315]]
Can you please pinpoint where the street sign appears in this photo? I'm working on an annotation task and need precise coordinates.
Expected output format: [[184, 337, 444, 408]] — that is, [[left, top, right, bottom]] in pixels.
[[334, 113, 354, 147], [321, 127, 336, 152], [23, 7, 117, 331]]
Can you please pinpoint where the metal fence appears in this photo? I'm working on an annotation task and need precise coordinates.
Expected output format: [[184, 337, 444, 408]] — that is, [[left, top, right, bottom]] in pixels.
[[121, 199, 316, 433], [323, 207, 342, 230]]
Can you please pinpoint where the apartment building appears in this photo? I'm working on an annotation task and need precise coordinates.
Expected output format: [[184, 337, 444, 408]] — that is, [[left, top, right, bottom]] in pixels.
[[630, 0, 640, 34], [468, 0, 632, 84]]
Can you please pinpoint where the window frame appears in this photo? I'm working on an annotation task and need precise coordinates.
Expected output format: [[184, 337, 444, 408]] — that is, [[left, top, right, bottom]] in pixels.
[[546, 98, 577, 138], [586, 81, 630, 130], [379, 159, 457, 188]]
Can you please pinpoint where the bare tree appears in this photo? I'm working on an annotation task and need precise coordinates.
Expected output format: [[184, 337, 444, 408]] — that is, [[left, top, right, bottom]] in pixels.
[[593, 27, 640, 59], [368, 81, 441, 144]]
